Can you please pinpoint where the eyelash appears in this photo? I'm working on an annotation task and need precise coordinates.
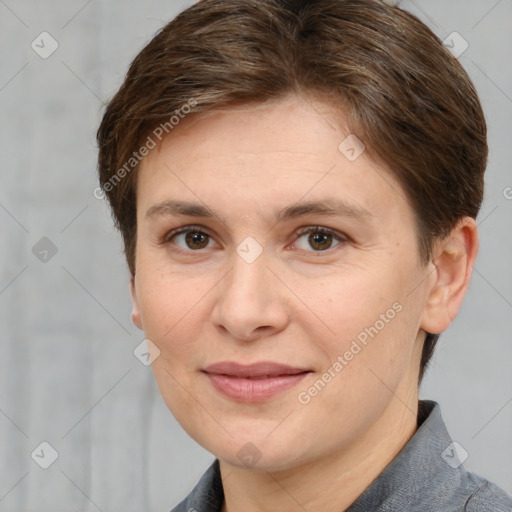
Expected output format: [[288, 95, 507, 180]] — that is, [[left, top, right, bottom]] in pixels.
[[162, 224, 348, 255]]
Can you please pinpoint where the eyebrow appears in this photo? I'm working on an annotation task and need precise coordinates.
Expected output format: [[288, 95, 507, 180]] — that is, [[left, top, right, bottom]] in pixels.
[[145, 198, 373, 223]]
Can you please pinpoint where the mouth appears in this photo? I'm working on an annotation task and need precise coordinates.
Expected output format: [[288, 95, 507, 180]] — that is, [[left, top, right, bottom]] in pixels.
[[202, 361, 312, 402]]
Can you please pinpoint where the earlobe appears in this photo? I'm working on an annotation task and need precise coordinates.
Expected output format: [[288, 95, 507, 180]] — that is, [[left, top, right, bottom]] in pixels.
[[420, 217, 479, 335], [129, 276, 143, 330]]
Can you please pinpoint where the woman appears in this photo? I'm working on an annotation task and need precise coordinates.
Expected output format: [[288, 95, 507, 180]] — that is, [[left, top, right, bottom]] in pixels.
[[96, 1, 512, 510]]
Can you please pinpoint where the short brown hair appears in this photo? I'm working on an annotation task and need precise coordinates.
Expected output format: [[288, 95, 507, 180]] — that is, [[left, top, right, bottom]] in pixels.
[[97, 0, 487, 381]]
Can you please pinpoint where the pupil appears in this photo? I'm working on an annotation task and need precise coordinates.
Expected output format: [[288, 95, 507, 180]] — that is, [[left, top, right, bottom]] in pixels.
[[186, 231, 208, 249], [182, 231, 332, 251], [310, 232, 331, 250]]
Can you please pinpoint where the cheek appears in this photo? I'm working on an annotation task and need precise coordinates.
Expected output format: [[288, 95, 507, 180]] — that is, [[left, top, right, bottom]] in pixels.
[[300, 271, 391, 337], [300, 267, 418, 376], [136, 273, 204, 356]]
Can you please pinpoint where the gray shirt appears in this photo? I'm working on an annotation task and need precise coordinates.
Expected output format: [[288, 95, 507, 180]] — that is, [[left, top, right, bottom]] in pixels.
[[170, 400, 512, 511]]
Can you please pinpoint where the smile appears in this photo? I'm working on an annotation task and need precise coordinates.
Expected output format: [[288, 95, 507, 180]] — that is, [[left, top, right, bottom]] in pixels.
[[202, 361, 312, 402]]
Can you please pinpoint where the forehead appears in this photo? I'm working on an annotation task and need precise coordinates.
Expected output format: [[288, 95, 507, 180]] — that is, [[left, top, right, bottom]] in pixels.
[[135, 93, 410, 226]]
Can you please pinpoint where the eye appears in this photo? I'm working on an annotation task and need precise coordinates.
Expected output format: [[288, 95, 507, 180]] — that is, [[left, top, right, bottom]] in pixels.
[[292, 226, 346, 252], [163, 224, 348, 254], [164, 225, 214, 252]]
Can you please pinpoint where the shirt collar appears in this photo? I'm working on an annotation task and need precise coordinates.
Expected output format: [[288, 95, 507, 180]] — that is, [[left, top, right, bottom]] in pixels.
[[182, 400, 474, 511], [346, 399, 469, 510]]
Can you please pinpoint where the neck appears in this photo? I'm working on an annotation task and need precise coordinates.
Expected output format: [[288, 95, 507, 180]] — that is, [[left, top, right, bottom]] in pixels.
[[220, 392, 419, 512]]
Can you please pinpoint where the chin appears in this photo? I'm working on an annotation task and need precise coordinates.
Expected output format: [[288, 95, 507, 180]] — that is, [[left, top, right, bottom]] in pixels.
[[205, 434, 312, 473]]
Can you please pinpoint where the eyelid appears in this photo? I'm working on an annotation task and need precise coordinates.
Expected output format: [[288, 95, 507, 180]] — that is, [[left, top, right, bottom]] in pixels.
[[290, 225, 349, 251], [162, 223, 349, 254], [160, 224, 217, 257], [162, 224, 211, 243], [294, 225, 348, 241]]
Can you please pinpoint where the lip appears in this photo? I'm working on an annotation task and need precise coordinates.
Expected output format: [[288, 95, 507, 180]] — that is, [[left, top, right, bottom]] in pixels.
[[202, 361, 312, 402], [203, 361, 309, 377]]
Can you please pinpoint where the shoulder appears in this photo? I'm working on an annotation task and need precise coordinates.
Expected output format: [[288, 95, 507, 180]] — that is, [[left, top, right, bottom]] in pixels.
[[462, 474, 512, 512], [168, 496, 189, 512], [415, 401, 512, 511], [168, 459, 224, 512]]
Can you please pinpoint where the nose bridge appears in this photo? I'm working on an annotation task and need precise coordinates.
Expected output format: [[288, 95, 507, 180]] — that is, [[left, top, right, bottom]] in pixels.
[[225, 242, 272, 308], [211, 241, 287, 340]]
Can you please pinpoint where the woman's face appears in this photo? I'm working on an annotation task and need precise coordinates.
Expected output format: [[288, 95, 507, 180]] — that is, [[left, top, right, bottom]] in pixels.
[[130, 93, 432, 471]]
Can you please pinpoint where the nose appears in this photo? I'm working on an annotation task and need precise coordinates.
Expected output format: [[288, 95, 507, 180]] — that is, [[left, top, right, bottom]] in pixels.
[[210, 246, 289, 342]]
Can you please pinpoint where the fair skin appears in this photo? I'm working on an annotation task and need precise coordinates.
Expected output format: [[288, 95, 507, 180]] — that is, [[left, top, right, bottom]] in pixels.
[[129, 93, 478, 512]]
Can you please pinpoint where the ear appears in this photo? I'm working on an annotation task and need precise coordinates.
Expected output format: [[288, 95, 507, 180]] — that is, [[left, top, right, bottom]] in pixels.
[[420, 217, 479, 335], [129, 276, 143, 330]]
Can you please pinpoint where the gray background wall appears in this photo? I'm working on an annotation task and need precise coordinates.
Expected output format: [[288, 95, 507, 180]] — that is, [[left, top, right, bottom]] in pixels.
[[0, 1, 510, 510]]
